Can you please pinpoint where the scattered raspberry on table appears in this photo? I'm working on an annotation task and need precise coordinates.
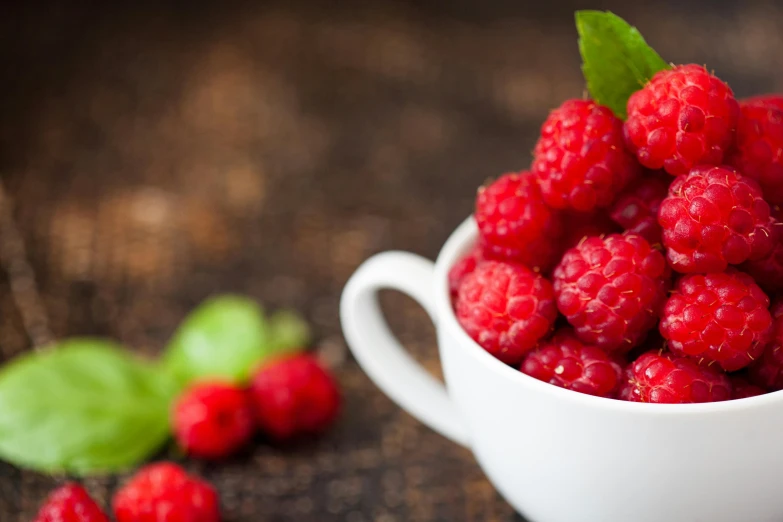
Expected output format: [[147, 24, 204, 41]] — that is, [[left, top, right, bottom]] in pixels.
[[249, 353, 341, 440], [172, 381, 254, 460], [624, 64, 739, 176], [658, 165, 774, 273], [618, 351, 732, 403], [520, 329, 622, 397], [475, 172, 563, 271], [113, 462, 220, 522], [660, 270, 773, 371], [456, 260, 557, 364], [552, 233, 670, 353], [33, 483, 108, 522], [532, 99, 639, 212]]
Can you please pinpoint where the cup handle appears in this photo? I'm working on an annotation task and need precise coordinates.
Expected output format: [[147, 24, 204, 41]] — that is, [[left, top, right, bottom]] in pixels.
[[340, 251, 470, 447]]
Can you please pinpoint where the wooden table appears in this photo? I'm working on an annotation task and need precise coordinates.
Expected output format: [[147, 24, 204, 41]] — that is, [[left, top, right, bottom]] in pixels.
[[0, 1, 780, 520]]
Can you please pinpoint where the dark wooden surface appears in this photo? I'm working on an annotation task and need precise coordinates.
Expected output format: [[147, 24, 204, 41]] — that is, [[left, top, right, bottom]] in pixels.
[[0, 1, 781, 520]]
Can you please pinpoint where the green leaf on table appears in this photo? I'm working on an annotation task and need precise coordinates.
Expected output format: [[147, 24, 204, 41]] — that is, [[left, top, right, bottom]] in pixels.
[[163, 294, 268, 385], [576, 10, 669, 119], [264, 309, 311, 358], [0, 339, 176, 475]]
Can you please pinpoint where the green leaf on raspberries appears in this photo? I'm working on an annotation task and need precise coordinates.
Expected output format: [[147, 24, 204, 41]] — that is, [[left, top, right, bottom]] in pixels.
[[163, 294, 269, 385], [576, 10, 669, 119], [0, 339, 177, 475], [265, 309, 311, 357]]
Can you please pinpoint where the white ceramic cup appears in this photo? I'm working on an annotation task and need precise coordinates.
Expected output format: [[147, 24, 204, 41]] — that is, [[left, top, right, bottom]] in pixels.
[[340, 216, 783, 522]]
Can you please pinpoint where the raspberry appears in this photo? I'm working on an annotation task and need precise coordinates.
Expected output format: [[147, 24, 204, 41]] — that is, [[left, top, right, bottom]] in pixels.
[[448, 245, 484, 297], [559, 211, 620, 251], [748, 299, 783, 390], [532, 99, 639, 212], [249, 354, 341, 440], [172, 382, 254, 459], [475, 172, 563, 270], [609, 175, 668, 245], [727, 97, 783, 204], [618, 351, 732, 403], [624, 64, 739, 176], [552, 233, 669, 353], [659, 270, 772, 371], [520, 329, 622, 397], [113, 462, 220, 522], [730, 375, 766, 399], [744, 94, 783, 111], [741, 216, 783, 294], [34, 483, 108, 522], [456, 260, 557, 363], [658, 165, 774, 273]]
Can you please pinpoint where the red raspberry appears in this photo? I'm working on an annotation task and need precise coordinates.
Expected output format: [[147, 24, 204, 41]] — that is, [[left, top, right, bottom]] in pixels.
[[618, 351, 732, 403], [172, 382, 254, 459], [730, 375, 766, 399], [520, 329, 622, 397], [448, 245, 484, 297], [249, 354, 341, 440], [658, 165, 774, 273], [559, 211, 620, 251], [34, 483, 108, 522], [609, 175, 668, 245], [113, 462, 220, 522], [552, 233, 669, 353], [456, 260, 557, 363], [741, 216, 783, 294], [475, 172, 563, 270], [624, 64, 739, 176], [748, 299, 783, 390], [659, 270, 772, 371], [532, 99, 639, 212], [727, 97, 783, 204], [743, 94, 783, 112]]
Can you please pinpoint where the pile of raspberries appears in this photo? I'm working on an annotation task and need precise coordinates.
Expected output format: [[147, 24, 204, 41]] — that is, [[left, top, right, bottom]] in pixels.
[[451, 64, 783, 403]]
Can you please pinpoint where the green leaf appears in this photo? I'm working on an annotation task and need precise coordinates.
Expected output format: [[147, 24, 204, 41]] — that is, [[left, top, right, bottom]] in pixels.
[[163, 295, 268, 385], [576, 10, 669, 119], [0, 339, 176, 475], [264, 309, 311, 357]]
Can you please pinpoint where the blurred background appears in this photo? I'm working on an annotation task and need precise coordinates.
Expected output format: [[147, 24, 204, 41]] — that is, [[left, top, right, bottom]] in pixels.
[[0, 1, 781, 520]]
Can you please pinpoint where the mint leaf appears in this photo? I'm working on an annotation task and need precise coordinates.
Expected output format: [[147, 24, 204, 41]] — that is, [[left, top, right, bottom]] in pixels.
[[264, 309, 311, 357], [163, 295, 268, 385], [576, 10, 669, 119], [0, 339, 176, 475]]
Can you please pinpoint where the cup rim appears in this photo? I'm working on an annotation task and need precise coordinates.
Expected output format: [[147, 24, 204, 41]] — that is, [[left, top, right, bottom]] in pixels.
[[432, 215, 783, 415]]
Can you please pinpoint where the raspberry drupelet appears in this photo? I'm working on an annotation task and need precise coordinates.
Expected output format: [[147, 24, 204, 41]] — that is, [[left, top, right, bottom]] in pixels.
[[618, 350, 732, 403], [657, 165, 774, 273], [456, 260, 557, 364], [748, 299, 783, 391], [532, 99, 639, 212], [552, 233, 670, 353], [659, 269, 773, 372], [624, 64, 740, 176], [520, 329, 622, 397], [475, 172, 563, 271], [728, 95, 783, 204]]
